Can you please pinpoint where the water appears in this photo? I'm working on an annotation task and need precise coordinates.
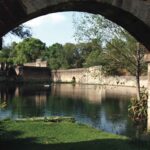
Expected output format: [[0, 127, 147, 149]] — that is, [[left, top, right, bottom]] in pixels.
[[0, 83, 144, 137]]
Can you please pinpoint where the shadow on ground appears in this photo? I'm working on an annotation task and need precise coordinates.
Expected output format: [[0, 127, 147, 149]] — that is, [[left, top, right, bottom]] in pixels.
[[0, 138, 150, 150]]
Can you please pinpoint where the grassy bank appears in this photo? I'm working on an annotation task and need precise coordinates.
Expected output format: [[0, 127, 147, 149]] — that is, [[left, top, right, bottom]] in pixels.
[[0, 119, 150, 150]]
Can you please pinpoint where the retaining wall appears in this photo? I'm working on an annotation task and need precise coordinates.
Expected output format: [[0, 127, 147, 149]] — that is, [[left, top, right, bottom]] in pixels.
[[51, 66, 147, 87]]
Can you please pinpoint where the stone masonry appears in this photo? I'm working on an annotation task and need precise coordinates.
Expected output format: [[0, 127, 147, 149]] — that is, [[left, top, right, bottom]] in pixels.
[[0, 0, 150, 49]]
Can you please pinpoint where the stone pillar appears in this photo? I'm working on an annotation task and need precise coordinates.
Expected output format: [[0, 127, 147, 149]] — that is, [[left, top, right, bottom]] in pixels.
[[147, 63, 150, 130], [144, 53, 150, 131]]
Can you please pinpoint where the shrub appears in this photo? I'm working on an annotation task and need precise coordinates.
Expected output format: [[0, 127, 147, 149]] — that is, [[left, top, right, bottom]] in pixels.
[[128, 89, 148, 124], [0, 102, 7, 109]]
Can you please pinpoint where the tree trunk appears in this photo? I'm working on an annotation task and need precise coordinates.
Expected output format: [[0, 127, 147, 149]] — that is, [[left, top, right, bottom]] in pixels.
[[136, 43, 141, 101], [136, 71, 140, 101], [0, 38, 3, 70], [0, 37, 2, 50]]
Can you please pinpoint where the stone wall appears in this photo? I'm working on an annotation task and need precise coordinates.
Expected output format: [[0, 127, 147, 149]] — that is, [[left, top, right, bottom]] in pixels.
[[104, 76, 147, 87], [51, 66, 148, 87], [16, 66, 51, 82], [52, 66, 102, 83]]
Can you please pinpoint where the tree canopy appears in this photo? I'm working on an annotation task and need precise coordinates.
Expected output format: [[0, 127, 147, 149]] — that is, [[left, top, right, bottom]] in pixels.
[[12, 38, 46, 64], [0, 13, 147, 77], [73, 13, 147, 76]]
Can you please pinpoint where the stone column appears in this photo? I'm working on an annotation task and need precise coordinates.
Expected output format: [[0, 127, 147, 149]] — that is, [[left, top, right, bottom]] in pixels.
[[144, 53, 150, 131], [147, 63, 150, 130]]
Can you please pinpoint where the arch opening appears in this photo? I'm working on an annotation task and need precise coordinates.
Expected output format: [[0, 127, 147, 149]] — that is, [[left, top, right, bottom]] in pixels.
[[0, 0, 150, 49]]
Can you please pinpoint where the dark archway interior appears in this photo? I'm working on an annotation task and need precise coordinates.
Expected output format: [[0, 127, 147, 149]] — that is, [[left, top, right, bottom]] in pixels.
[[0, 0, 150, 49]]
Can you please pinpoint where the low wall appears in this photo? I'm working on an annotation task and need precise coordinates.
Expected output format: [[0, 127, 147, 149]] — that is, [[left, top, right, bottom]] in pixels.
[[16, 66, 51, 82], [52, 66, 102, 83], [103, 76, 147, 87], [51, 66, 148, 88]]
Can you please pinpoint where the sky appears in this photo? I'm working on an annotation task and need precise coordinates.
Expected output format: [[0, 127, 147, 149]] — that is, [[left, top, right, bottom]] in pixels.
[[4, 12, 78, 47]]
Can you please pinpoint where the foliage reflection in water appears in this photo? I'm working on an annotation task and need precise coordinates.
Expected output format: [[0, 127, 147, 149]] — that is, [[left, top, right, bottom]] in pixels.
[[0, 83, 146, 137]]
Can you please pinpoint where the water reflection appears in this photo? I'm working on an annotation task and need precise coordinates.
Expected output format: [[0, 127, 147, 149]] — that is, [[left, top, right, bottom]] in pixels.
[[0, 83, 146, 137]]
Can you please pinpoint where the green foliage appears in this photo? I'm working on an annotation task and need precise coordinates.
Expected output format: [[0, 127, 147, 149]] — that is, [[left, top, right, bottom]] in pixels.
[[78, 39, 102, 60], [43, 43, 68, 69], [42, 41, 103, 69], [128, 89, 148, 124], [1, 13, 147, 75], [63, 43, 77, 68], [0, 44, 15, 63], [73, 13, 120, 43], [0, 102, 7, 108], [73, 13, 147, 76], [84, 50, 103, 67], [12, 38, 46, 64], [63, 43, 84, 68], [105, 32, 146, 76]]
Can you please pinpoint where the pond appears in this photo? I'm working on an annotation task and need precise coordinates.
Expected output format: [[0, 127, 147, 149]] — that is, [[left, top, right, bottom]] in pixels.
[[0, 83, 145, 137]]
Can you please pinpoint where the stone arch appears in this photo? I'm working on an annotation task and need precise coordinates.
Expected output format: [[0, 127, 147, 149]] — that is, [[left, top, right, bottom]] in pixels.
[[0, 0, 150, 49]]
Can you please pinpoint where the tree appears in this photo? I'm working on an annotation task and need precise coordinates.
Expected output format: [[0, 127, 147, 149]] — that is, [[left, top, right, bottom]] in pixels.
[[0, 47, 12, 63], [85, 50, 104, 67], [0, 42, 17, 61], [73, 13, 147, 101], [63, 43, 78, 68], [105, 34, 146, 100], [43, 43, 68, 69], [73, 13, 120, 43], [12, 38, 46, 64], [0, 25, 31, 72], [80, 39, 103, 67]]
